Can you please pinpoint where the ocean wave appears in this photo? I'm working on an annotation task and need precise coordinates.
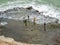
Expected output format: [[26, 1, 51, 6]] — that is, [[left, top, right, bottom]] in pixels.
[[0, 1, 60, 16]]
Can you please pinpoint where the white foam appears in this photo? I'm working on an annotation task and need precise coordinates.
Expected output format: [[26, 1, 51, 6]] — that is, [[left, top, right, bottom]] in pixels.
[[0, 22, 8, 26]]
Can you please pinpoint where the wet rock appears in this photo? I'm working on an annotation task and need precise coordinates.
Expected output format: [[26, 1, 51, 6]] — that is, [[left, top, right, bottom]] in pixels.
[[4, 11, 7, 13], [35, 10, 39, 12], [26, 6, 32, 10], [8, 9, 14, 12], [0, 7, 59, 24], [39, 12, 43, 15], [12, 7, 21, 11]]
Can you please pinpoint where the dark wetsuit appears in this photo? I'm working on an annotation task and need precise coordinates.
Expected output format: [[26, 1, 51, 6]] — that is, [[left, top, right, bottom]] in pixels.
[[28, 16, 29, 22], [44, 23, 46, 31]]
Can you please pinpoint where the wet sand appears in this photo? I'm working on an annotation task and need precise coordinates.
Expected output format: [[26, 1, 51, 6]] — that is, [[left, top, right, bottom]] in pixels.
[[0, 19, 60, 45]]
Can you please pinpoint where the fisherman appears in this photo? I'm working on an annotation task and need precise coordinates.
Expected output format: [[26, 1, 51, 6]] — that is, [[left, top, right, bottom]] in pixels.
[[44, 22, 46, 31], [27, 15, 30, 26], [33, 17, 36, 26], [28, 15, 29, 22]]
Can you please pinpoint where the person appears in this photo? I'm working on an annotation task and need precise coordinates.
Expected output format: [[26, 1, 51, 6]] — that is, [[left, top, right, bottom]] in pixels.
[[33, 17, 36, 26], [44, 22, 46, 31], [28, 15, 29, 22], [33, 17, 37, 30]]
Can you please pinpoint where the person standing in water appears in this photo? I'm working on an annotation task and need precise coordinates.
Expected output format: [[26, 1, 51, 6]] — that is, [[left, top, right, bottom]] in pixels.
[[44, 22, 46, 31], [28, 15, 29, 22], [33, 17, 36, 26]]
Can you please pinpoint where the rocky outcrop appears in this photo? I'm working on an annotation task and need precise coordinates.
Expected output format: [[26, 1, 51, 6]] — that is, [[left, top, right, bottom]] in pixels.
[[26, 6, 32, 10], [0, 7, 59, 24]]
